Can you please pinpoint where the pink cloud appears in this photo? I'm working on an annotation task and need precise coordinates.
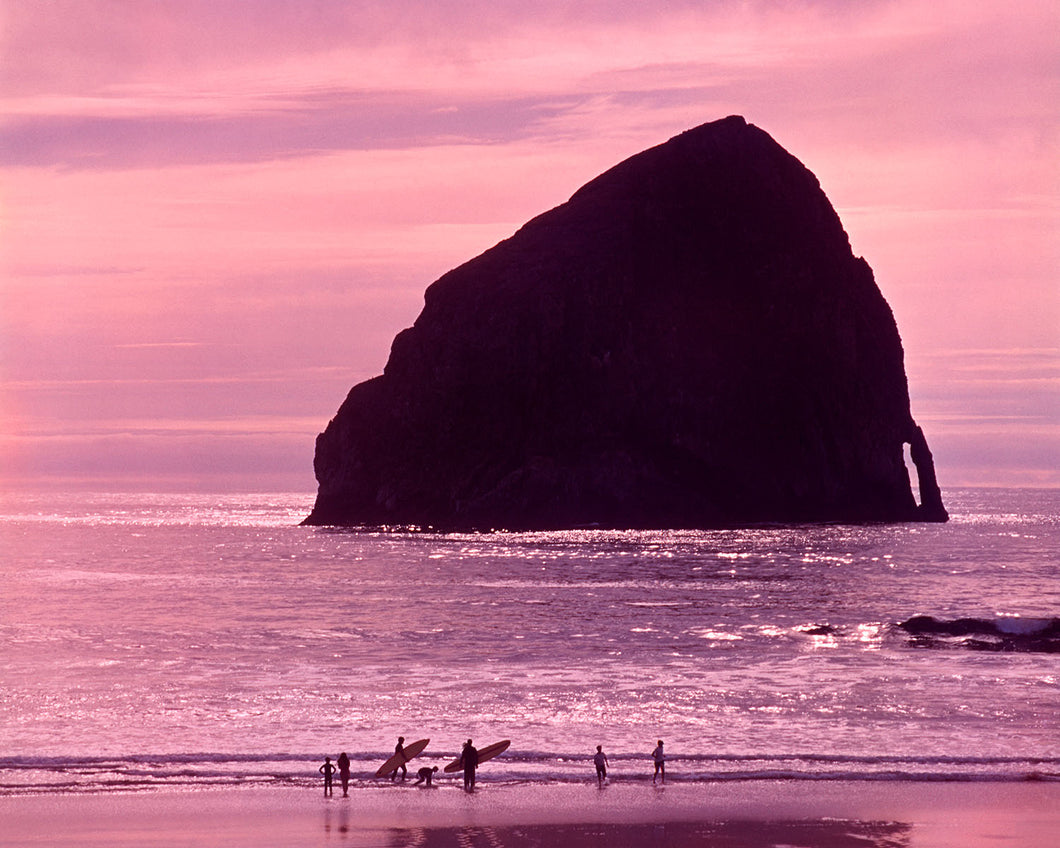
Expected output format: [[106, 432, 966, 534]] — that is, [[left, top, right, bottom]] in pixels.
[[1, 0, 1056, 490]]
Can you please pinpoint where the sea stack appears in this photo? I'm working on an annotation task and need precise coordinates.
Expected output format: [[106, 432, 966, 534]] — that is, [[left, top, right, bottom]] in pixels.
[[305, 116, 947, 529]]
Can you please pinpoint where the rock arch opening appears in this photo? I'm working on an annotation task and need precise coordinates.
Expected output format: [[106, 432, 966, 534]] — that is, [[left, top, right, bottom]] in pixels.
[[905, 425, 949, 522], [903, 441, 922, 508]]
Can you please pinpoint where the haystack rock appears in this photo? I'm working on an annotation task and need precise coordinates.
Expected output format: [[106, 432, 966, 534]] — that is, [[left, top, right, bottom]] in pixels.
[[305, 116, 947, 529]]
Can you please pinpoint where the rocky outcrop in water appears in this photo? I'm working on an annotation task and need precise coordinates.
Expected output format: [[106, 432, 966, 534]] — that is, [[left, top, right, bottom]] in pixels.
[[306, 116, 947, 529], [899, 616, 1060, 653]]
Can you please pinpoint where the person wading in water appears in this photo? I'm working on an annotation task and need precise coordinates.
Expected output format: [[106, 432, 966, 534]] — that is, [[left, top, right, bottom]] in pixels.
[[652, 740, 665, 784], [593, 745, 609, 786]]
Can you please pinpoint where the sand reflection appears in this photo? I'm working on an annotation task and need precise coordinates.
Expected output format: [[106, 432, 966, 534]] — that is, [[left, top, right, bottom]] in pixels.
[[383, 819, 911, 847]]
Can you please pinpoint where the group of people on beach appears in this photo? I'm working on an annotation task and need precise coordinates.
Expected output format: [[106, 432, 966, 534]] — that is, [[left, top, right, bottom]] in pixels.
[[320, 738, 666, 795]]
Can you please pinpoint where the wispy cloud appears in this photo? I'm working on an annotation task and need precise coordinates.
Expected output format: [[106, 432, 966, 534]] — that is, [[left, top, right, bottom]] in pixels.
[[0, 93, 590, 169], [1, 0, 1056, 490]]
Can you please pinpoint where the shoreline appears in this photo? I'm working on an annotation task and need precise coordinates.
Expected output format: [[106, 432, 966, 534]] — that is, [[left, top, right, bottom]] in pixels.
[[2, 780, 1058, 847]]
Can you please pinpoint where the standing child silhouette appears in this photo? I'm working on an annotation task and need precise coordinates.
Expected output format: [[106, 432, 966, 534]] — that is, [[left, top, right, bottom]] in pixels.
[[319, 757, 336, 796]]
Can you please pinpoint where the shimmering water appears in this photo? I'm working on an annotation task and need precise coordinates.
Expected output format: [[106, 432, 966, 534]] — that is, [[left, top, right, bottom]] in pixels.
[[0, 488, 1057, 794]]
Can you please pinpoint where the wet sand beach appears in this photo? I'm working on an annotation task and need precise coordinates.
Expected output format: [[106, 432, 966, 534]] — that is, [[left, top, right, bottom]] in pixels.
[[2, 781, 1057, 847]]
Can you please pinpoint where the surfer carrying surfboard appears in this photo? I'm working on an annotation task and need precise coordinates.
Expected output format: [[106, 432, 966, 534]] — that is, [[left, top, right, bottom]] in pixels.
[[460, 739, 479, 791], [442, 738, 508, 783], [374, 738, 429, 780], [391, 737, 408, 781]]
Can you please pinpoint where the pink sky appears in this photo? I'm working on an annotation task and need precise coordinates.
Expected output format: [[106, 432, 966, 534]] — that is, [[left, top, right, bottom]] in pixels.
[[1, 0, 1057, 492]]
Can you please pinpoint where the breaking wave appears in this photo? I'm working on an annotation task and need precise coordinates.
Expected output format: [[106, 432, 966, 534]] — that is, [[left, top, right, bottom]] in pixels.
[[1, 751, 1058, 796]]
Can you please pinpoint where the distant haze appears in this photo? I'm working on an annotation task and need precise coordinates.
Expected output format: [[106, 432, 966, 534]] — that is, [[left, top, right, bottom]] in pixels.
[[1, 0, 1056, 492]]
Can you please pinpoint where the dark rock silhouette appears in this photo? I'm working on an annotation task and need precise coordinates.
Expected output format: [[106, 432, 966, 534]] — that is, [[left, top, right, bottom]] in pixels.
[[898, 616, 1060, 653], [306, 116, 947, 529]]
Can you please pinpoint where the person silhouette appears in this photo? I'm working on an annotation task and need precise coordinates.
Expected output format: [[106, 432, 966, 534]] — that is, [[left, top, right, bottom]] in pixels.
[[593, 745, 609, 785], [413, 765, 439, 787], [392, 737, 408, 781], [336, 752, 351, 797], [461, 739, 479, 791], [319, 756, 336, 796], [652, 740, 665, 784]]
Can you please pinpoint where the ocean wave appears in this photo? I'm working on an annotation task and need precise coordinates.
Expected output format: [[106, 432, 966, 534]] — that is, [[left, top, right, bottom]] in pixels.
[[2, 752, 1057, 796], [8, 752, 1059, 768]]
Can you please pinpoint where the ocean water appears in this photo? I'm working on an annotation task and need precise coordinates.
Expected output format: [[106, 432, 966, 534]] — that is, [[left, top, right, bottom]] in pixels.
[[0, 488, 1057, 795]]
